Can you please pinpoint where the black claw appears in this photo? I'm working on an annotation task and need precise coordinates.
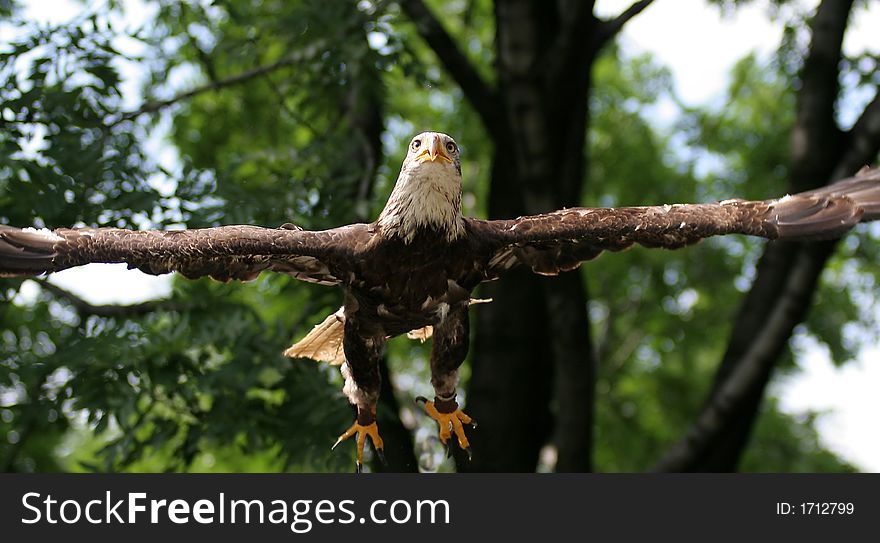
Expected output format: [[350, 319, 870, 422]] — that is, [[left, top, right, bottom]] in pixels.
[[356, 462, 363, 474], [377, 448, 387, 466], [415, 396, 428, 405], [470, 420, 478, 429], [464, 447, 473, 462], [444, 442, 452, 458]]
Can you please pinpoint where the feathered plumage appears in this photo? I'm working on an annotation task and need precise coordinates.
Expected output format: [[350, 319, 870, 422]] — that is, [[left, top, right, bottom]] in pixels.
[[3, 131, 879, 470]]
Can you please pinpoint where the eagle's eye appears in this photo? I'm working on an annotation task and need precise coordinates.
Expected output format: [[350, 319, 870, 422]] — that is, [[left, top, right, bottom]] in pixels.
[[411, 139, 421, 151], [445, 141, 457, 154]]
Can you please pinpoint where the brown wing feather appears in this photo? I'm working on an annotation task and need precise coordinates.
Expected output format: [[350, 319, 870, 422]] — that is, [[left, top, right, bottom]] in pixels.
[[0, 223, 369, 284], [475, 167, 880, 278]]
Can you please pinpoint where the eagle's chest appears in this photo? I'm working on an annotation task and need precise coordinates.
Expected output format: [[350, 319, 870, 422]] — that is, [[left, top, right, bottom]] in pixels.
[[349, 231, 475, 331]]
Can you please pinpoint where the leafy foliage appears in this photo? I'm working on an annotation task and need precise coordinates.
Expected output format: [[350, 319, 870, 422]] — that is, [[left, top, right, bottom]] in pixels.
[[0, 0, 870, 472], [586, 48, 864, 472]]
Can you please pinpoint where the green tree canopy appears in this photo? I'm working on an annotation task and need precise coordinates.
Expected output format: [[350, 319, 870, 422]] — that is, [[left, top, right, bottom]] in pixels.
[[1, 0, 877, 472]]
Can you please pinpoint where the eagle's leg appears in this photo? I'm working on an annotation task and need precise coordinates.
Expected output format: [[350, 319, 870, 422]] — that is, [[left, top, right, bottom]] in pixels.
[[417, 305, 476, 459], [332, 407, 384, 472], [415, 395, 475, 459], [332, 318, 385, 473]]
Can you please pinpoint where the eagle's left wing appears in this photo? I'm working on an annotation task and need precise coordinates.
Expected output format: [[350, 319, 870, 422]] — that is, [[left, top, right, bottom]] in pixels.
[[473, 168, 880, 278], [0, 223, 369, 285]]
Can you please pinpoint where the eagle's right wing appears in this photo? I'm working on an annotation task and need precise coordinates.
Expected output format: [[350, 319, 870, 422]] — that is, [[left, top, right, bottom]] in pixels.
[[472, 168, 880, 278], [0, 223, 369, 285]]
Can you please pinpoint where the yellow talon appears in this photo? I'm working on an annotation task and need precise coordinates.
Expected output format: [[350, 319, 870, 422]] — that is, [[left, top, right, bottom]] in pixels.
[[417, 396, 476, 459], [332, 420, 385, 473]]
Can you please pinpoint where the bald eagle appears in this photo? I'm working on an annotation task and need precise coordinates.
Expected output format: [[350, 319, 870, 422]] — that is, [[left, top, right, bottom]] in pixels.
[[2, 132, 879, 471]]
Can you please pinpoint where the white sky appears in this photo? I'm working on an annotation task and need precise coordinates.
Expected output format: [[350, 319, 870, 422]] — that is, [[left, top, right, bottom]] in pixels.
[[12, 0, 880, 471]]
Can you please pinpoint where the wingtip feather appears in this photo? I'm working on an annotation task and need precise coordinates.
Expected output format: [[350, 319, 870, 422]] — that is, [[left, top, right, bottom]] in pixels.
[[0, 225, 61, 277], [772, 167, 880, 240]]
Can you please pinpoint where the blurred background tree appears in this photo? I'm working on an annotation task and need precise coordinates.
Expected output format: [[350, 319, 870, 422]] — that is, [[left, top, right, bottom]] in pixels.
[[1, 0, 878, 472]]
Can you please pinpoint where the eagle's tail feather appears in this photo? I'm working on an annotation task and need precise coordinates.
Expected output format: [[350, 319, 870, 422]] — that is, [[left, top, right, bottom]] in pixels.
[[0, 225, 61, 277], [286, 304, 490, 363], [283, 308, 347, 365]]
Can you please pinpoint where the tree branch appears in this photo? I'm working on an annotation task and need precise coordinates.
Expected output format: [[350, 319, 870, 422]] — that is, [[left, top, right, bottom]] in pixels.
[[398, 0, 504, 137], [652, 0, 865, 472], [547, 0, 654, 101], [654, 85, 880, 472], [33, 278, 182, 318], [835, 90, 880, 178], [109, 42, 327, 127], [789, 0, 855, 189], [598, 0, 655, 44], [652, 242, 835, 472]]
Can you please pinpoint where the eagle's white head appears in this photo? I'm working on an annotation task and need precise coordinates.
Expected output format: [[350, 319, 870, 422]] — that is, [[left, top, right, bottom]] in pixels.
[[377, 132, 465, 243]]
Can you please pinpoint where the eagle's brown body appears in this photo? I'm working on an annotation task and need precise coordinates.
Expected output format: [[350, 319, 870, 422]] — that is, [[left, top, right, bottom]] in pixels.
[[349, 227, 481, 335], [3, 131, 880, 470]]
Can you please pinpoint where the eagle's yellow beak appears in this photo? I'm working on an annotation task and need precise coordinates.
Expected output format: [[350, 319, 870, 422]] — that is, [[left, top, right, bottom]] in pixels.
[[416, 134, 453, 163]]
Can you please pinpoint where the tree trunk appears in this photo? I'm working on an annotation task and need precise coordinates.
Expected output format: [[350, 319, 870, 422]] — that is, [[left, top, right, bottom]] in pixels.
[[654, 0, 869, 472], [374, 356, 419, 472], [463, 0, 599, 472], [400, 0, 654, 472]]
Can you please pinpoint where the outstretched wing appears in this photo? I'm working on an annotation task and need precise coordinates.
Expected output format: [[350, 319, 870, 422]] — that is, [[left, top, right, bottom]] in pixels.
[[474, 168, 880, 278], [0, 223, 369, 285]]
